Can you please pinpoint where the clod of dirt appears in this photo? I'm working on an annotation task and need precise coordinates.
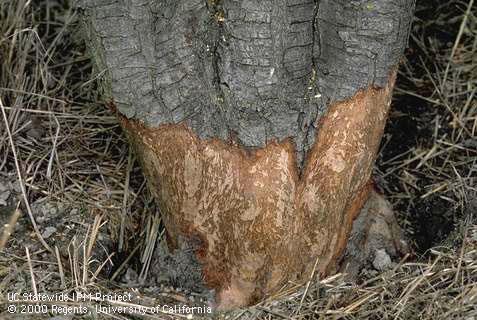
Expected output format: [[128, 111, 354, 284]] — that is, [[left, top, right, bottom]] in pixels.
[[373, 249, 393, 271], [0, 190, 10, 206], [0, 175, 18, 207], [32, 201, 65, 223], [341, 189, 409, 278], [41, 226, 57, 239]]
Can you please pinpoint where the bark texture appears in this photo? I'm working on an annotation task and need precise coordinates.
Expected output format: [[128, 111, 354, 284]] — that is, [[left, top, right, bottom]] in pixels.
[[78, 0, 415, 310], [78, 0, 414, 165]]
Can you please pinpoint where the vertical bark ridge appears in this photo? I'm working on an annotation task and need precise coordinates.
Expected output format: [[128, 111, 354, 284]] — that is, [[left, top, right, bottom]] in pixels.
[[151, 0, 225, 139], [314, 0, 415, 103], [214, 0, 320, 159]]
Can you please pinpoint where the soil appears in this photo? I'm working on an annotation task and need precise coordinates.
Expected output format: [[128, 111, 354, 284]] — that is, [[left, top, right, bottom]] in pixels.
[[376, 0, 475, 253]]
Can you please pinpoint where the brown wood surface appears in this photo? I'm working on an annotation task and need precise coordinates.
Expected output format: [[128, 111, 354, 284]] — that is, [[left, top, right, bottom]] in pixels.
[[116, 71, 396, 309]]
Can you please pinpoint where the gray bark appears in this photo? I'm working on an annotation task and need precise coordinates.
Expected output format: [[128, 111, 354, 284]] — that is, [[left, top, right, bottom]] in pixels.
[[77, 0, 414, 166]]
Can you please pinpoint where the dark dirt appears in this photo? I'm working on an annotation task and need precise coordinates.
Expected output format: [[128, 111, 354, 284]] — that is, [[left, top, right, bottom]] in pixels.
[[377, 0, 475, 253]]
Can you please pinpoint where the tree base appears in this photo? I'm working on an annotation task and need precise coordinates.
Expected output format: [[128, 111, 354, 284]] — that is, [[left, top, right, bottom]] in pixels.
[[115, 73, 397, 309], [147, 187, 409, 308]]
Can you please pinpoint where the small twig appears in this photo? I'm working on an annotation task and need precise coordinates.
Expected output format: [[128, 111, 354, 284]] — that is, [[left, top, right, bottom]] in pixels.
[[139, 213, 162, 282], [87, 214, 105, 259], [441, 0, 474, 88], [0, 97, 52, 253], [46, 115, 60, 180], [25, 246, 38, 296], [454, 217, 470, 285], [119, 148, 133, 252], [110, 243, 141, 282], [82, 224, 90, 286], [0, 87, 68, 104], [93, 252, 115, 280], [0, 207, 21, 250], [296, 255, 320, 314], [54, 246, 66, 289]]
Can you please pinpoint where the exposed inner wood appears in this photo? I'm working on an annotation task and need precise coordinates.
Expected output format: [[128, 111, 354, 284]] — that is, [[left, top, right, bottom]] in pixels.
[[117, 72, 396, 309]]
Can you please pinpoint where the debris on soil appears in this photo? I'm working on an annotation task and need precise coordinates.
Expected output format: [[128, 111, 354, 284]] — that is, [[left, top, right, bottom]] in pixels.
[[40, 226, 57, 239], [372, 249, 393, 271]]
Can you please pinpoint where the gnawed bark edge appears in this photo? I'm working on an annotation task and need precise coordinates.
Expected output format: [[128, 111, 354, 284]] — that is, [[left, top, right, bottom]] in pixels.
[[113, 70, 397, 309], [77, 0, 415, 167]]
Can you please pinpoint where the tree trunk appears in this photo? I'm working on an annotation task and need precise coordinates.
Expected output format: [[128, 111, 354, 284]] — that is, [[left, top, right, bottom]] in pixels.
[[78, 0, 415, 309]]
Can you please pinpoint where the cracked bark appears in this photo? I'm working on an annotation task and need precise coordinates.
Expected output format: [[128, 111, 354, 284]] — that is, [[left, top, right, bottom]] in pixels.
[[78, 0, 415, 310]]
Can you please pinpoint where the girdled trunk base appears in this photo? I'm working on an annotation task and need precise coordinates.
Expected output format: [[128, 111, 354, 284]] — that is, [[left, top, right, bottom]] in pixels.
[[116, 72, 396, 309]]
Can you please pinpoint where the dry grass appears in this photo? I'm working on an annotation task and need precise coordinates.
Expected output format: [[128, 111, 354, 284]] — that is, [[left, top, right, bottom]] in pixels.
[[242, 222, 477, 319], [0, 0, 476, 319], [0, 0, 146, 247], [376, 0, 477, 251]]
